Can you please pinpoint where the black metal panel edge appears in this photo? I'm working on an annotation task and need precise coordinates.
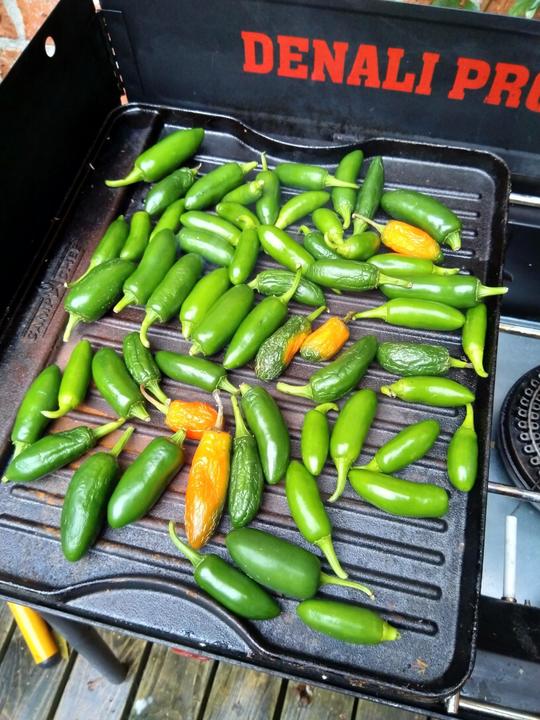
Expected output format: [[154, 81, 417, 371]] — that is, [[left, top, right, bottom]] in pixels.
[[0, 0, 120, 337], [100, 0, 540, 183]]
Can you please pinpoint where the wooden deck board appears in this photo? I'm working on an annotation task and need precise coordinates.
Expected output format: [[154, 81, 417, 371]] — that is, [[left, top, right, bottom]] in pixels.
[[0, 602, 14, 660], [355, 699, 426, 720], [280, 681, 355, 720], [202, 662, 283, 720]]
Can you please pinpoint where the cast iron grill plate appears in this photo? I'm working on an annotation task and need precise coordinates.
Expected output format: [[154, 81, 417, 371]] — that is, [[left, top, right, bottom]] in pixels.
[[0, 106, 508, 704]]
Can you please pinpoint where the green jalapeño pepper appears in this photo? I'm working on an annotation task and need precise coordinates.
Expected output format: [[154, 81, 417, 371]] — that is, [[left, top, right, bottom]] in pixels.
[[180, 267, 231, 338], [223, 270, 302, 369], [299, 226, 339, 261], [333, 232, 381, 261], [10, 364, 61, 457], [349, 468, 449, 518], [248, 269, 326, 307], [380, 274, 508, 309], [312, 208, 344, 246], [140, 254, 203, 347], [447, 403, 478, 492], [169, 522, 279, 620], [3, 417, 125, 483], [301, 403, 338, 477], [354, 298, 465, 331], [177, 227, 235, 267], [92, 348, 150, 422], [255, 306, 326, 382], [227, 527, 373, 600], [275, 163, 358, 191], [333, 150, 364, 230], [190, 284, 254, 357], [256, 154, 281, 224], [120, 211, 151, 262], [144, 167, 199, 216], [228, 395, 264, 528], [184, 161, 258, 210], [61, 426, 134, 561], [285, 460, 347, 579], [275, 191, 330, 230], [43, 339, 93, 419], [380, 376, 475, 407], [462, 303, 488, 378], [149, 199, 185, 241], [367, 253, 459, 278], [223, 178, 265, 205], [216, 202, 260, 230], [68, 215, 129, 287], [297, 599, 399, 645], [180, 211, 241, 246], [113, 229, 177, 313], [155, 351, 238, 395], [360, 419, 440, 474], [123, 332, 169, 406], [305, 259, 410, 292], [257, 225, 315, 273], [381, 189, 463, 251], [377, 341, 472, 376], [63, 259, 136, 342], [108, 430, 186, 527], [277, 335, 378, 403], [228, 228, 260, 286], [353, 156, 384, 236], [106, 127, 204, 186], [240, 383, 289, 485], [330, 389, 378, 502]]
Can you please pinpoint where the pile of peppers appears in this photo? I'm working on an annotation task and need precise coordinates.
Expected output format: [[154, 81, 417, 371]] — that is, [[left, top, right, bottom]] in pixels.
[[3, 125, 507, 648]]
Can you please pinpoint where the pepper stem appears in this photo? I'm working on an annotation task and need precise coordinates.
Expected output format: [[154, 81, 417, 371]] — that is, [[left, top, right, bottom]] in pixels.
[[328, 459, 349, 503], [352, 214, 384, 234], [140, 309, 159, 348], [260, 152, 268, 172], [356, 458, 380, 472], [239, 383, 251, 396], [354, 305, 387, 321], [218, 376, 239, 395], [63, 314, 81, 343], [92, 416, 126, 440], [231, 394, 249, 439], [65, 265, 93, 288], [109, 426, 134, 458], [326, 177, 358, 190], [191, 164, 202, 177], [378, 272, 412, 288], [315, 535, 348, 579], [105, 166, 144, 188], [239, 161, 258, 176], [319, 572, 374, 600], [113, 293, 134, 314], [379, 385, 396, 398], [306, 305, 327, 323], [279, 268, 302, 305], [130, 403, 151, 422], [169, 428, 187, 447], [478, 284, 508, 299], [168, 521, 203, 568], [445, 230, 462, 251], [433, 265, 460, 276], [42, 403, 69, 419], [315, 402, 339, 415], [298, 225, 310, 237], [146, 380, 170, 407], [381, 622, 401, 642], [140, 384, 169, 415], [449, 357, 473, 370], [276, 381, 314, 401], [189, 343, 202, 357], [12, 441, 29, 458], [343, 310, 356, 324], [462, 403, 475, 431], [213, 390, 224, 431]]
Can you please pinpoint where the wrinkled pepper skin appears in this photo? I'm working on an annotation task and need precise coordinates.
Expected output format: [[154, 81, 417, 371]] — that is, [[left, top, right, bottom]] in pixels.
[[297, 599, 399, 645], [240, 384, 289, 485], [377, 342, 471, 376], [10, 365, 62, 456], [300, 313, 352, 363], [349, 468, 449, 518], [447, 404, 478, 492], [305, 258, 409, 292], [300, 226, 340, 261], [248, 270, 326, 308]]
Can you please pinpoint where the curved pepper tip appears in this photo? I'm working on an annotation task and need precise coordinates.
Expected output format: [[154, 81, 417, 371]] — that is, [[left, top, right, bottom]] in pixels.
[[105, 167, 144, 188]]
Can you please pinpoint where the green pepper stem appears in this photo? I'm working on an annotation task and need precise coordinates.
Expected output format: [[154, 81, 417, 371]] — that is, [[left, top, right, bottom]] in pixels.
[[218, 376, 240, 395], [379, 385, 396, 398], [315, 535, 348, 580], [462, 403, 475, 431], [326, 177, 358, 190], [42, 403, 69, 419], [315, 402, 339, 415], [146, 380, 170, 407], [276, 381, 314, 401], [63, 314, 81, 343], [12, 441, 29, 458], [113, 293, 134, 314], [181, 320, 194, 340], [191, 164, 202, 177], [169, 428, 187, 447], [328, 459, 349, 503], [298, 225, 310, 237], [140, 384, 169, 415], [231, 394, 249, 439], [468, 346, 488, 378], [445, 230, 462, 251], [260, 152, 268, 171], [92, 416, 126, 440], [239, 161, 258, 176], [433, 265, 460, 276], [213, 390, 225, 431], [378, 272, 412, 288], [189, 343, 202, 357], [382, 622, 400, 642], [354, 305, 386, 321], [478, 284, 508, 300], [449, 357, 473, 370], [105, 166, 144, 188], [343, 310, 356, 324], [306, 305, 327, 323], [168, 521, 203, 568], [355, 458, 380, 472], [279, 267, 302, 305], [65, 264, 93, 288], [130, 403, 151, 422], [352, 213, 384, 234], [239, 383, 251, 396], [140, 309, 159, 348], [319, 571, 374, 600], [247, 278, 259, 290], [109, 426, 134, 457]]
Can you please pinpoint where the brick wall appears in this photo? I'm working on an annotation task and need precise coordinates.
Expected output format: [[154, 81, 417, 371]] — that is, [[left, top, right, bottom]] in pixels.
[[0, 0, 57, 80]]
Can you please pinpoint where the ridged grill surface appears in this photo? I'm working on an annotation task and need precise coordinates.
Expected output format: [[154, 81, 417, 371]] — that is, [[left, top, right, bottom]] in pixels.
[[0, 106, 508, 702]]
